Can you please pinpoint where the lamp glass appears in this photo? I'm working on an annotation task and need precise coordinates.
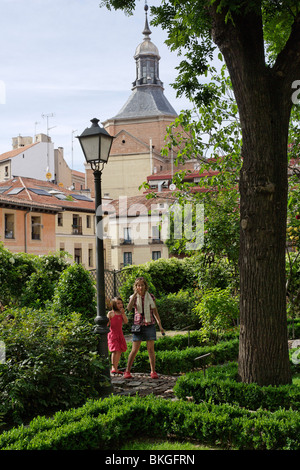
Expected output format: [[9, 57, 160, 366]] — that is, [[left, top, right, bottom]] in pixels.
[[80, 134, 101, 163]]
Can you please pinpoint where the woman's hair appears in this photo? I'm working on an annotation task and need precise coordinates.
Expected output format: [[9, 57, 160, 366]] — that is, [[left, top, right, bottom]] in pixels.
[[134, 276, 148, 291], [111, 297, 123, 311]]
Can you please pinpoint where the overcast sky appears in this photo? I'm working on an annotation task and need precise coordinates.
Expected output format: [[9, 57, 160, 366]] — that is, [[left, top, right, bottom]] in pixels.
[[0, 0, 195, 173]]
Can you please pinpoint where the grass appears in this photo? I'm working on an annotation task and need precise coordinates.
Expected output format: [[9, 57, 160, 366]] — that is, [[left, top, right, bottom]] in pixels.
[[120, 438, 218, 451]]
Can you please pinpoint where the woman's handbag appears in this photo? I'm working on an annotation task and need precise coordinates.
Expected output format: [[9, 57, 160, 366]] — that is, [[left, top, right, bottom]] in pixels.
[[131, 324, 142, 334]]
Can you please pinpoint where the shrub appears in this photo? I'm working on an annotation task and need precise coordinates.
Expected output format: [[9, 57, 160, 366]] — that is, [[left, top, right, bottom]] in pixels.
[[52, 263, 96, 320], [0, 244, 36, 305], [0, 245, 70, 308], [155, 290, 201, 330], [1, 395, 299, 450], [0, 308, 106, 426], [194, 288, 239, 342], [120, 257, 199, 301], [196, 256, 238, 291], [174, 362, 300, 411], [119, 337, 239, 374]]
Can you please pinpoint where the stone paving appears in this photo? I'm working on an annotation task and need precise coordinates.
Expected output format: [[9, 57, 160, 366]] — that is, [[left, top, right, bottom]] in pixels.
[[110, 372, 180, 400]]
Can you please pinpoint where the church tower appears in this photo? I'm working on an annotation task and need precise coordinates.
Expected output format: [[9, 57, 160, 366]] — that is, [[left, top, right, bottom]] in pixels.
[[91, 3, 178, 199]]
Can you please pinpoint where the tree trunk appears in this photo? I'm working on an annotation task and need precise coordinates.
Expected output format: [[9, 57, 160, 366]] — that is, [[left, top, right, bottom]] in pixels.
[[211, 5, 292, 385], [238, 96, 292, 385]]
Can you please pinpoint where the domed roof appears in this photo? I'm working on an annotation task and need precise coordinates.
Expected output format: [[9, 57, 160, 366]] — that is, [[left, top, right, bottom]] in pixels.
[[134, 39, 160, 58], [134, 2, 160, 59]]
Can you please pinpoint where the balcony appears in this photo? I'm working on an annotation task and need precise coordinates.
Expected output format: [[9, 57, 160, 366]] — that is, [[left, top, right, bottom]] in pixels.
[[72, 224, 83, 235], [120, 238, 133, 245]]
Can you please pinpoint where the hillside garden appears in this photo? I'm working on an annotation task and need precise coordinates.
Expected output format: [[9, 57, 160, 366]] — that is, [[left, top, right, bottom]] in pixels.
[[0, 243, 300, 450]]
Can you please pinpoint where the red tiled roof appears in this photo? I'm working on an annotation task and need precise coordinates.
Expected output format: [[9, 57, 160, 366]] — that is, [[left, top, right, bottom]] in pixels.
[[0, 176, 97, 212], [109, 193, 175, 217], [147, 169, 219, 181]]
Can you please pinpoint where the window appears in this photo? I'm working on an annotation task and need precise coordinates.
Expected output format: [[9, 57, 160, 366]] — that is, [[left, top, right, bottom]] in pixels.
[[72, 215, 82, 235], [152, 225, 161, 243], [86, 215, 91, 228], [123, 252, 132, 266], [88, 248, 93, 267], [57, 213, 63, 227], [123, 227, 132, 244], [4, 214, 14, 239], [152, 251, 161, 261], [74, 248, 82, 264], [31, 216, 41, 240]]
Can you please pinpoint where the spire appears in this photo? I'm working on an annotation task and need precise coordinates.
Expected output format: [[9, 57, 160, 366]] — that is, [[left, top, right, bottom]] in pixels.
[[133, 2, 162, 89], [107, 2, 177, 121], [142, 1, 151, 40]]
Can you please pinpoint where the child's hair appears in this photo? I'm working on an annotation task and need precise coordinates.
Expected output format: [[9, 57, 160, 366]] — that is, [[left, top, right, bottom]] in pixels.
[[134, 276, 149, 291], [111, 297, 123, 311]]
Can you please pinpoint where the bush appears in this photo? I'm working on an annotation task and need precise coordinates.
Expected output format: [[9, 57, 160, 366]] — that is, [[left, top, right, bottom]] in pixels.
[[120, 257, 199, 302], [52, 263, 96, 320], [155, 290, 201, 330], [0, 245, 70, 307], [1, 394, 299, 450], [174, 362, 300, 411], [194, 288, 239, 342], [0, 308, 107, 427], [196, 256, 238, 291], [119, 336, 239, 374], [0, 244, 36, 305]]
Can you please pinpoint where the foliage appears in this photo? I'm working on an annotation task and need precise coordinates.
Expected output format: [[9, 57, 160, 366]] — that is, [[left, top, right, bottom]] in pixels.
[[0, 244, 70, 307], [0, 307, 106, 427], [119, 336, 239, 374], [174, 361, 300, 411], [119, 257, 198, 302], [196, 254, 238, 291], [155, 289, 201, 330], [1, 393, 299, 450], [194, 288, 239, 341], [52, 263, 96, 320]]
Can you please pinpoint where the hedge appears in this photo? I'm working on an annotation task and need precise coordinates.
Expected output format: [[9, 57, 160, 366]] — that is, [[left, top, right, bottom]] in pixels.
[[174, 362, 300, 411], [0, 394, 299, 450], [118, 337, 239, 374]]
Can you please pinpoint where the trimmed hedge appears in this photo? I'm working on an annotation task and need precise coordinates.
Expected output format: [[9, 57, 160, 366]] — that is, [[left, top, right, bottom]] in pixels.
[[0, 394, 299, 450], [118, 337, 239, 374], [174, 362, 300, 411]]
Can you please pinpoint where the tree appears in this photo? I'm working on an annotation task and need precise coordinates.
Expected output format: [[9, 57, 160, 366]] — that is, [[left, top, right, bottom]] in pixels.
[[101, 0, 300, 385]]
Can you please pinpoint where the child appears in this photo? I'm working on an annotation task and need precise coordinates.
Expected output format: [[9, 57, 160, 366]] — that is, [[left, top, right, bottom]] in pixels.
[[107, 297, 128, 374]]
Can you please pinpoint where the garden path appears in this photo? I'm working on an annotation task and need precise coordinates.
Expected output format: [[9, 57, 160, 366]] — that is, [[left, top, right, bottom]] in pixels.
[[110, 331, 187, 399], [110, 372, 180, 400]]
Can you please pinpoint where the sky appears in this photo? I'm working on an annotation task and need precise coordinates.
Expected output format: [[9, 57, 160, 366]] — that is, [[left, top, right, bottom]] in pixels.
[[0, 0, 194, 173]]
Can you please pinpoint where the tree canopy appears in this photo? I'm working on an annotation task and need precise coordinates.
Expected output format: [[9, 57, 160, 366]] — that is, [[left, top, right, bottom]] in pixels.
[[101, 0, 300, 385]]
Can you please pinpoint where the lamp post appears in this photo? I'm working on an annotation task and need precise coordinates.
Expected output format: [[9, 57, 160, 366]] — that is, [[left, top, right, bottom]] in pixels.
[[77, 118, 114, 393]]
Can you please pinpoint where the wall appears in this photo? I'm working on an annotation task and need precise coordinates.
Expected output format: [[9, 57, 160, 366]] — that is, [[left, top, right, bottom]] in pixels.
[[0, 207, 56, 255], [10, 142, 55, 181]]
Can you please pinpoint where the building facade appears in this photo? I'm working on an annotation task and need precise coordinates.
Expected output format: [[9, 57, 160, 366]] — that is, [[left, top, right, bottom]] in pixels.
[[0, 177, 112, 270]]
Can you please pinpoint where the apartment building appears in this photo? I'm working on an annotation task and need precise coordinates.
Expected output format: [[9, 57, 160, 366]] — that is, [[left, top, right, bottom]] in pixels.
[[0, 177, 112, 270]]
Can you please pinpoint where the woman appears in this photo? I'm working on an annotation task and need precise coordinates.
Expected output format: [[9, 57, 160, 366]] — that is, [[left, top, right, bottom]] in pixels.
[[124, 277, 164, 379]]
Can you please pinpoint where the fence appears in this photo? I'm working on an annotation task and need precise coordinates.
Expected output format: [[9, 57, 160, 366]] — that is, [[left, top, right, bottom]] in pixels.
[[90, 269, 127, 300]]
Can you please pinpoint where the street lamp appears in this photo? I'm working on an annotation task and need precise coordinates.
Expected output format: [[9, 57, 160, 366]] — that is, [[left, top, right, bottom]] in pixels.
[[77, 118, 114, 393]]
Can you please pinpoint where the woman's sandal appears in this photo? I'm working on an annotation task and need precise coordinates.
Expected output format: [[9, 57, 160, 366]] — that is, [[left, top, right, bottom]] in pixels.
[[124, 371, 133, 379]]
